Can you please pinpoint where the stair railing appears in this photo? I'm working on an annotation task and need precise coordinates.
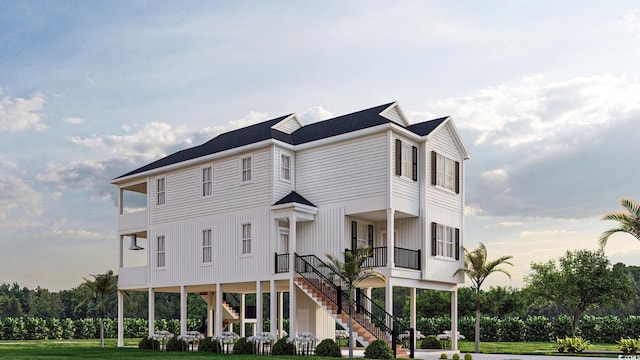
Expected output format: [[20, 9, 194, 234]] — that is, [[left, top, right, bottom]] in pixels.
[[294, 253, 415, 358]]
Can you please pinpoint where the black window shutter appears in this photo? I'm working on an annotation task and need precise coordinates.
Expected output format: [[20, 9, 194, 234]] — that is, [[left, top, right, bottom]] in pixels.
[[367, 225, 374, 248], [412, 146, 418, 181], [455, 161, 460, 194], [431, 151, 437, 186], [455, 228, 460, 260], [351, 221, 358, 250], [395, 139, 402, 176], [431, 222, 437, 256]]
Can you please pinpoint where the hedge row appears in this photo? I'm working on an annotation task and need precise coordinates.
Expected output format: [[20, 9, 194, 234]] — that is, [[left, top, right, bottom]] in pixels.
[[0, 317, 201, 340], [416, 315, 640, 343], [2, 315, 639, 342]]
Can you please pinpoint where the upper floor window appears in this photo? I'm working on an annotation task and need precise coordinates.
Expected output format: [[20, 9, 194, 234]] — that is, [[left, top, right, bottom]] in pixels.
[[157, 235, 166, 268], [241, 156, 252, 182], [202, 166, 212, 196], [431, 151, 460, 193], [241, 223, 252, 255], [281, 154, 291, 181], [395, 139, 417, 181], [157, 178, 166, 205], [202, 229, 212, 263], [431, 222, 459, 260]]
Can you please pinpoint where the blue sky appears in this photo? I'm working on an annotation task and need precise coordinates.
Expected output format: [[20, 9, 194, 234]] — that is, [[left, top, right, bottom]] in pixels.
[[1, 1, 640, 291]]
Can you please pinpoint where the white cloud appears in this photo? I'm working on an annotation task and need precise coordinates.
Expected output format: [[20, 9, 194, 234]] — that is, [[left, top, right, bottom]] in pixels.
[[300, 106, 334, 124], [45, 228, 104, 240], [0, 174, 44, 227], [50, 192, 62, 200], [520, 229, 577, 237], [63, 117, 84, 124], [0, 157, 17, 169], [622, 8, 640, 33], [0, 93, 47, 132], [499, 222, 522, 228]]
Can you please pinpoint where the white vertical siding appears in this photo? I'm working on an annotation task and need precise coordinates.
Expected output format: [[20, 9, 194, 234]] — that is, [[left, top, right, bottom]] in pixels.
[[295, 288, 335, 339], [296, 207, 346, 259], [296, 133, 388, 206]]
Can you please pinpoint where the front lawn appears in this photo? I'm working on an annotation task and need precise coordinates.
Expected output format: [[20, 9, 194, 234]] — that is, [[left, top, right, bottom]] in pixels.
[[456, 340, 619, 355]]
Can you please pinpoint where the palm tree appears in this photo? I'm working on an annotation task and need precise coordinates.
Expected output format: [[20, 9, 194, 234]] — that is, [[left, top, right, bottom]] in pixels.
[[455, 243, 513, 353], [322, 248, 385, 359], [599, 197, 640, 248], [82, 270, 117, 348]]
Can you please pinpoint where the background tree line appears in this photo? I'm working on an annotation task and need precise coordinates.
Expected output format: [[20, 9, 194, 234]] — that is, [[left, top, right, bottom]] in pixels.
[[1, 263, 637, 322]]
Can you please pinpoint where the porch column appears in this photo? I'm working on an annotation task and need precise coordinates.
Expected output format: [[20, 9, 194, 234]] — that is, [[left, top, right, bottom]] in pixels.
[[451, 288, 458, 351], [256, 280, 263, 333], [148, 288, 155, 337], [410, 287, 417, 349], [385, 281, 393, 329], [117, 290, 124, 347], [364, 288, 372, 321], [386, 208, 395, 268], [240, 294, 246, 337], [207, 292, 214, 336], [118, 235, 123, 268], [270, 280, 277, 336], [215, 283, 223, 335], [278, 291, 284, 338], [288, 214, 298, 337], [180, 285, 187, 336]]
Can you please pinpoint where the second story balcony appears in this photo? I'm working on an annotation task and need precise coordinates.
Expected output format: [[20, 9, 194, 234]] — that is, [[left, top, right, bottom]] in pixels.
[[118, 181, 148, 233]]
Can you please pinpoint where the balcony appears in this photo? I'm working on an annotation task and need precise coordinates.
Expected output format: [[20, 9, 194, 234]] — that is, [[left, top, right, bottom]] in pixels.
[[119, 209, 148, 233], [118, 265, 148, 288]]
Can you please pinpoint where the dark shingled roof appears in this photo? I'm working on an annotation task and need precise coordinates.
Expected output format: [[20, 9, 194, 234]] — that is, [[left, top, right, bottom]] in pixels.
[[273, 191, 316, 207], [406, 116, 448, 136], [115, 103, 448, 179]]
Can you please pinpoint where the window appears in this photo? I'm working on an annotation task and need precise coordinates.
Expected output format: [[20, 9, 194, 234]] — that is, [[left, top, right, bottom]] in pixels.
[[157, 178, 165, 205], [432, 151, 460, 193], [395, 139, 417, 181], [351, 221, 374, 250], [157, 236, 166, 268], [241, 157, 252, 182], [202, 167, 212, 196], [431, 222, 460, 260], [202, 229, 212, 263], [241, 223, 251, 255], [281, 154, 291, 181]]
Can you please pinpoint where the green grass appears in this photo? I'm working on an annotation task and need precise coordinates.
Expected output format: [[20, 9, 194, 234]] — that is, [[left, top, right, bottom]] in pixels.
[[456, 340, 620, 355], [0, 339, 337, 360]]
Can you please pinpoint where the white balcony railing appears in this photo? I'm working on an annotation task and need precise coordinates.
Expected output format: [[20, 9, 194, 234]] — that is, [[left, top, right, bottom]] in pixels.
[[118, 265, 148, 287], [118, 209, 148, 232]]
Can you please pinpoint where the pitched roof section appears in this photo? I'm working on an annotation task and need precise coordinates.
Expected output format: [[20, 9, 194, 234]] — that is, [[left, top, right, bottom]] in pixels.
[[291, 102, 398, 145], [114, 102, 451, 180], [274, 191, 316, 207], [116, 114, 292, 179], [406, 116, 448, 136]]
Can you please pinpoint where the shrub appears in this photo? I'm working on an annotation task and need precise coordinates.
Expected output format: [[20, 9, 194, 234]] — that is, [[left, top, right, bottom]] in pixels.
[[479, 317, 499, 341], [272, 337, 295, 355], [316, 338, 341, 357], [138, 337, 159, 350], [618, 338, 640, 354], [440, 353, 448, 359], [498, 317, 525, 342], [198, 337, 222, 353], [600, 316, 623, 344], [623, 316, 640, 339], [364, 339, 393, 360], [165, 337, 188, 351], [420, 335, 442, 349], [554, 337, 591, 353], [464, 353, 472, 360], [233, 337, 254, 354], [551, 315, 572, 339], [524, 316, 552, 342], [458, 316, 474, 340], [453, 353, 460, 360]]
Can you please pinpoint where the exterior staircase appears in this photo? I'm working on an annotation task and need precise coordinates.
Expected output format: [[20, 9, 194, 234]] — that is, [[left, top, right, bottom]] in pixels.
[[293, 254, 414, 358]]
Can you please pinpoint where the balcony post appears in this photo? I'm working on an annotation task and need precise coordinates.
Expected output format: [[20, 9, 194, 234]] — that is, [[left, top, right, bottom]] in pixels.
[[386, 209, 395, 269]]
